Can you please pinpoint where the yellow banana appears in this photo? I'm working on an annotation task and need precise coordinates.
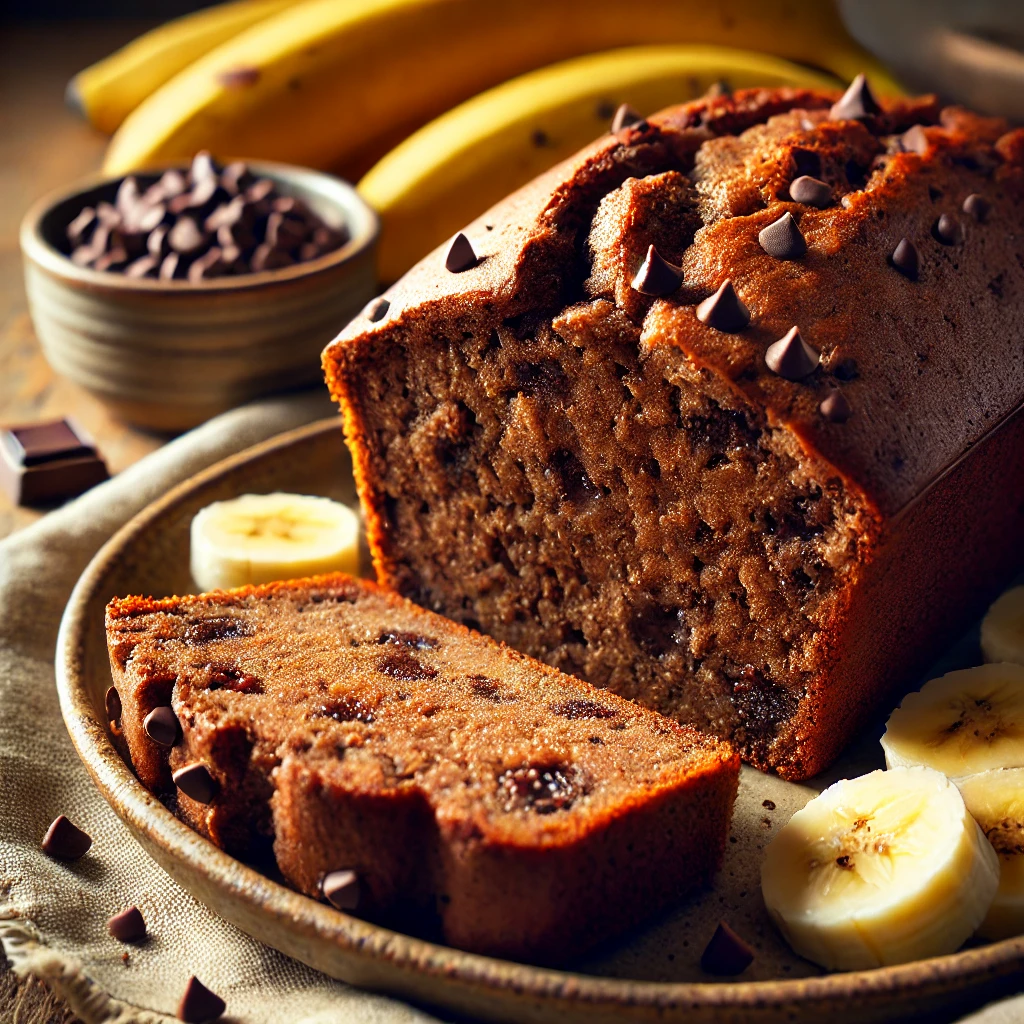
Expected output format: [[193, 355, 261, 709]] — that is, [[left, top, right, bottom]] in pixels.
[[360, 45, 838, 283], [68, 0, 297, 134], [103, 0, 902, 178]]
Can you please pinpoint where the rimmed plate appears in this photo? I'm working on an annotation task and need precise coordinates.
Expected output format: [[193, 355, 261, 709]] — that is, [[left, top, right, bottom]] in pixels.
[[56, 418, 1024, 1023]]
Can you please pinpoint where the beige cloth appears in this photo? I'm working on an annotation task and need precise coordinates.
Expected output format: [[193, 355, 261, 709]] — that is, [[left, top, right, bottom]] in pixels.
[[0, 392, 441, 1024]]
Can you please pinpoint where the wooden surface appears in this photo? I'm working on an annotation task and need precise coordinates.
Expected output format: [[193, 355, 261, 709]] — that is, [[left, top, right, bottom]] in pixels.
[[0, 22, 164, 542]]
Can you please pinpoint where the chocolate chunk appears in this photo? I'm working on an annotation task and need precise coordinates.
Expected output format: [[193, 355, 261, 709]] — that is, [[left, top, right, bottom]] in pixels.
[[216, 219, 255, 250], [758, 212, 806, 259], [168, 217, 206, 255], [177, 976, 225, 1023], [321, 869, 360, 910], [265, 210, 307, 249], [172, 763, 217, 804], [0, 419, 108, 505], [819, 389, 852, 423], [701, 921, 755, 975], [115, 176, 140, 214], [251, 243, 294, 271], [159, 169, 188, 197], [789, 175, 832, 208], [93, 247, 130, 273], [829, 73, 881, 121], [933, 213, 962, 245], [890, 238, 919, 280], [187, 247, 230, 283], [366, 297, 390, 322], [696, 279, 750, 332], [42, 815, 92, 860], [244, 178, 275, 208], [765, 327, 819, 380], [147, 225, 169, 258], [220, 162, 252, 196], [610, 103, 643, 132], [900, 124, 930, 155], [203, 196, 245, 233], [143, 706, 180, 747], [108, 906, 146, 942], [191, 151, 220, 182], [67, 206, 97, 246], [105, 686, 122, 725], [445, 232, 478, 273], [962, 193, 990, 222], [159, 253, 183, 281], [631, 244, 683, 296], [124, 255, 158, 279], [126, 202, 166, 235]]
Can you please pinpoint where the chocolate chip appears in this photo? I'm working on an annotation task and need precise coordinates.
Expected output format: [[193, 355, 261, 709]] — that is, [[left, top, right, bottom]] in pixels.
[[366, 297, 390, 322], [933, 213, 962, 245], [265, 210, 307, 249], [108, 906, 146, 942], [829, 73, 881, 121], [762, 798, 777, 810], [789, 175, 832, 208], [143, 706, 180, 747], [41, 815, 92, 860], [159, 169, 189, 199], [177, 976, 225, 1023], [124, 255, 158, 279], [900, 124, 930, 155], [187, 247, 230, 283], [115, 176, 140, 214], [251, 243, 294, 271], [631, 244, 683, 296], [758, 212, 806, 259], [172, 763, 217, 804], [444, 232, 478, 273], [819, 388, 852, 423], [159, 253, 183, 281], [217, 220, 255, 250], [890, 238, 919, 280], [190, 151, 220, 182], [147, 225, 169, 258], [67, 206, 97, 246], [126, 202, 166, 235], [765, 327, 819, 380], [610, 103, 643, 132], [93, 247, 130, 273], [701, 921, 755, 975], [962, 193, 990, 222], [322, 869, 360, 911], [185, 175, 221, 211], [168, 217, 206, 255], [203, 196, 245, 233], [221, 161, 253, 195], [244, 178, 275, 206], [696, 279, 750, 332], [105, 686, 122, 724]]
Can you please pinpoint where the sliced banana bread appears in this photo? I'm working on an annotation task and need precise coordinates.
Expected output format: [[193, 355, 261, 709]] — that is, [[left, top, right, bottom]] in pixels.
[[105, 573, 739, 963]]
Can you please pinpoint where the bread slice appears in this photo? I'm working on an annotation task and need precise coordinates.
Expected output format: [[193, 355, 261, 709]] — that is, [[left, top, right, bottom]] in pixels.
[[105, 573, 739, 963]]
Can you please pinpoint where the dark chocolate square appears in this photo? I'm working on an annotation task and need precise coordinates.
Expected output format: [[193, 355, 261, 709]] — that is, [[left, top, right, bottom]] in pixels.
[[0, 419, 109, 506]]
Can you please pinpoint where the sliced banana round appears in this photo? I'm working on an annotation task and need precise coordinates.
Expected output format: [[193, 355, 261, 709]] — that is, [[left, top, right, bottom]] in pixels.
[[957, 768, 1024, 940], [880, 664, 1024, 778], [981, 586, 1024, 667], [761, 766, 999, 970], [190, 492, 360, 592]]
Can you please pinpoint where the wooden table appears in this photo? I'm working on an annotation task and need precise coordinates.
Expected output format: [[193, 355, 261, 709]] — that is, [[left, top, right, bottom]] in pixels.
[[0, 21, 165, 542]]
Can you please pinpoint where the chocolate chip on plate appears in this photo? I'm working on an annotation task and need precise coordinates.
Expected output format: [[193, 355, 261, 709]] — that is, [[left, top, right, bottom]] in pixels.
[[758, 211, 806, 259], [178, 975, 226, 1023], [322, 869, 360, 910], [108, 906, 147, 942], [789, 175, 832, 208], [700, 921, 755, 975], [41, 815, 92, 860], [962, 193, 990, 222], [445, 231, 478, 273], [765, 327, 819, 380], [143, 706, 180, 747], [695, 279, 750, 333], [890, 238, 919, 280], [829, 73, 881, 121], [610, 103, 643, 133], [631, 244, 683, 296], [820, 388, 853, 423], [172, 763, 217, 804]]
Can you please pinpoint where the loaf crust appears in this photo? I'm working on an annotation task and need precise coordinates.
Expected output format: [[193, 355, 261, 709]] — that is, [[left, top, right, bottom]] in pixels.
[[105, 573, 739, 963], [324, 86, 1024, 779]]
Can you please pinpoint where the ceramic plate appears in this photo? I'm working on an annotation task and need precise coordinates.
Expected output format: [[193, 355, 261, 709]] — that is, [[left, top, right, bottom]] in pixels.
[[56, 418, 1024, 1023]]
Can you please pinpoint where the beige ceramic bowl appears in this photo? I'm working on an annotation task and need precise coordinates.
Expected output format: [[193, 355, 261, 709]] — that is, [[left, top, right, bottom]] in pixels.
[[20, 163, 378, 432]]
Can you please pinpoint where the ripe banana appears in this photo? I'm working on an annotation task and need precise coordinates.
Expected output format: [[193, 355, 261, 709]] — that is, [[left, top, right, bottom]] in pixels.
[[103, 0, 902, 178], [360, 45, 837, 283], [761, 767, 999, 970], [190, 492, 359, 592], [880, 664, 1024, 778], [69, 0, 297, 135], [982, 585, 1024, 666]]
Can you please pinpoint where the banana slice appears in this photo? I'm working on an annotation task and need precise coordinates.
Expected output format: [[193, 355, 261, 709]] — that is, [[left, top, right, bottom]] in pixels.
[[880, 665, 1024, 777], [981, 586, 1024, 666], [761, 766, 999, 970], [957, 768, 1024, 940], [190, 492, 359, 592]]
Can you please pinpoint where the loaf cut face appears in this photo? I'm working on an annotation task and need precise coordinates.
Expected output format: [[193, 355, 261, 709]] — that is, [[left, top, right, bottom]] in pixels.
[[324, 87, 1024, 779], [105, 574, 739, 963]]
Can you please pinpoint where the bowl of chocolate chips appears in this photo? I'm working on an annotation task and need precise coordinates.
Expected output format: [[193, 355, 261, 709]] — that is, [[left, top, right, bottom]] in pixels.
[[20, 153, 378, 431]]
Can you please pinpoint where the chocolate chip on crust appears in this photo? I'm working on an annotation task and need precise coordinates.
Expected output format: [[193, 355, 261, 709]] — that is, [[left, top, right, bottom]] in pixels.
[[933, 213, 963, 245], [631, 244, 683, 296], [962, 193, 990, 222], [696, 279, 750, 333], [366, 297, 390, 322], [322, 869, 360, 910], [610, 103, 643, 133], [789, 175, 832, 208], [172, 763, 217, 804], [890, 238, 920, 280], [819, 389, 853, 423], [143, 706, 180, 747], [758, 212, 806, 260], [444, 232, 478, 273], [765, 327, 819, 380], [829, 73, 881, 121]]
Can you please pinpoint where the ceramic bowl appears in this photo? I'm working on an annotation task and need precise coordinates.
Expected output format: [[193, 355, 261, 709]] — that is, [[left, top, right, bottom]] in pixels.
[[20, 162, 378, 432]]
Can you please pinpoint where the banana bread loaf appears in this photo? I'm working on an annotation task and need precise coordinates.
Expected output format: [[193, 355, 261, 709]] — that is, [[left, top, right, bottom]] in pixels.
[[105, 573, 739, 963], [324, 82, 1024, 780]]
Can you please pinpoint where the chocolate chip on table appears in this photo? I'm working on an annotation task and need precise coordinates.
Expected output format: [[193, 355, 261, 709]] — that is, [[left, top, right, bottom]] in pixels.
[[366, 297, 390, 322], [933, 213, 962, 245], [789, 175, 832, 208], [758, 211, 806, 259], [321, 869, 361, 910], [890, 238, 919, 280], [41, 815, 92, 860], [962, 193, 990, 222], [177, 976, 225, 1023], [172, 763, 217, 804], [105, 686, 122, 725], [143, 706, 180, 747], [829, 73, 881, 121], [765, 327, 819, 380], [819, 388, 853, 423], [445, 231, 478, 273], [610, 103, 643, 133], [108, 906, 147, 942], [696, 279, 750, 332], [700, 921, 755, 975], [900, 124, 930, 155], [631, 244, 683, 296]]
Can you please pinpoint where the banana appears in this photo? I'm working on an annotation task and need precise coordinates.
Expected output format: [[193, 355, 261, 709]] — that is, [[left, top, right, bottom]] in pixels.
[[189, 492, 359, 592], [360, 45, 838, 283], [103, 0, 902, 178], [981, 585, 1024, 666], [68, 0, 297, 135], [880, 664, 1024, 778], [761, 766, 999, 970], [957, 769, 1024, 940]]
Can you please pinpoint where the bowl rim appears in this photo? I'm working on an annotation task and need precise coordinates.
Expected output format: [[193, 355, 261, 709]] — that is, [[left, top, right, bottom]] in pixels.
[[54, 417, 1024, 1022], [20, 159, 379, 294]]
